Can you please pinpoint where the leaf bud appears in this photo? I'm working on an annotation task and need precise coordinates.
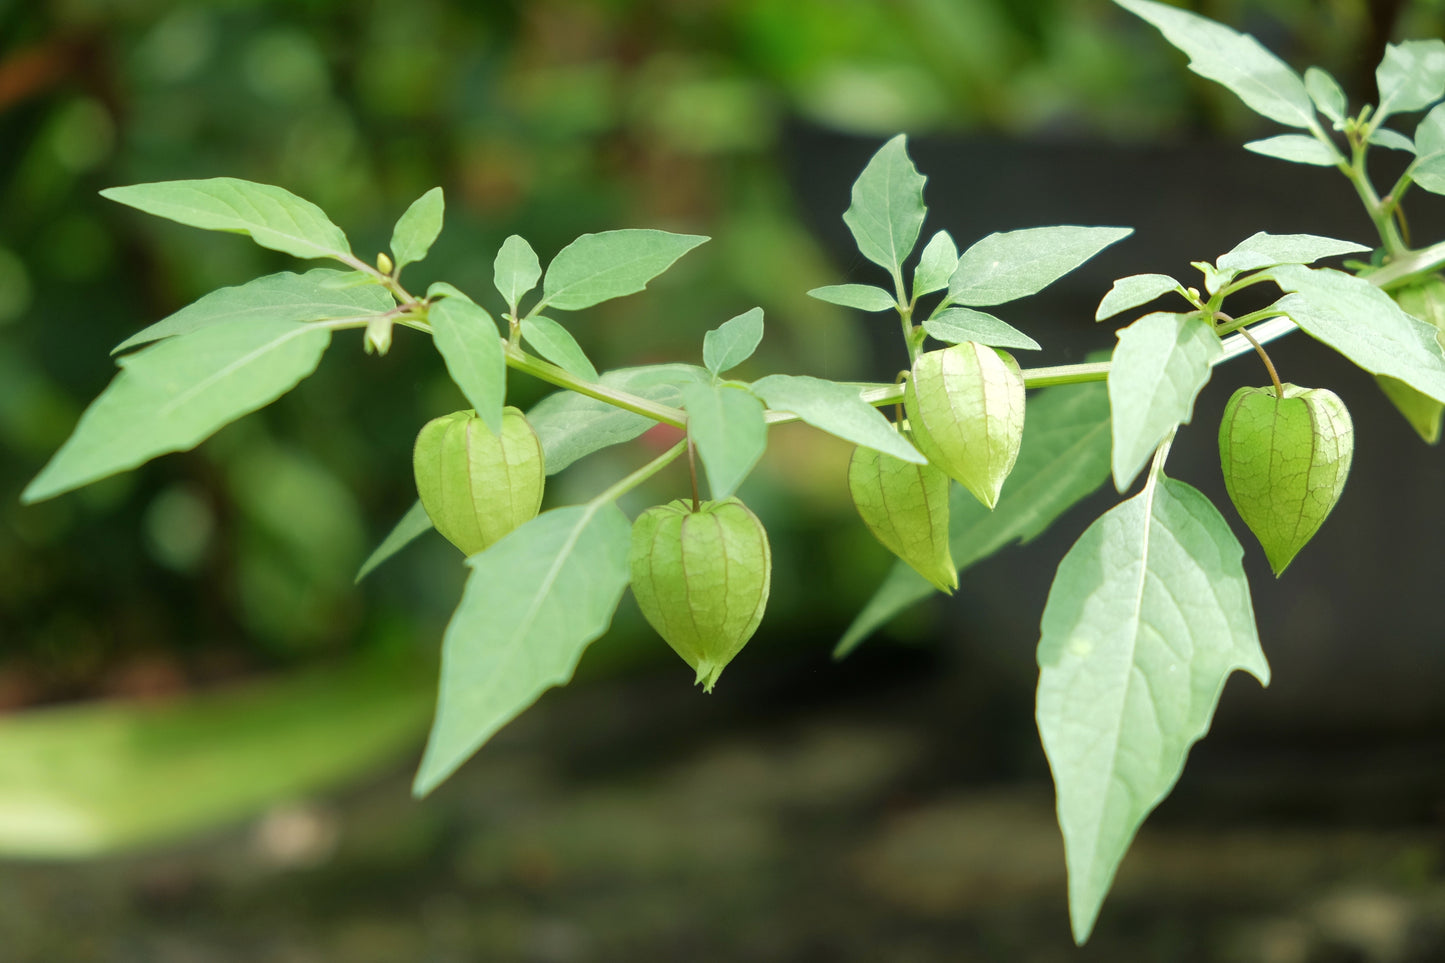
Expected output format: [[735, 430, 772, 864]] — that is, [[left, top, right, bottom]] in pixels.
[[377, 252, 395, 276]]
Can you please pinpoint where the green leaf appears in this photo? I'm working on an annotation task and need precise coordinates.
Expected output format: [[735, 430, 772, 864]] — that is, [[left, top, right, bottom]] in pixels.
[[493, 234, 542, 310], [837, 381, 1111, 657], [1243, 134, 1337, 166], [355, 500, 433, 583], [681, 382, 767, 499], [100, 178, 351, 261], [389, 187, 444, 272], [23, 320, 330, 503], [923, 307, 1041, 351], [1376, 376, 1443, 444], [1095, 274, 1182, 322], [1413, 104, 1445, 195], [842, 134, 927, 280], [1304, 66, 1347, 125], [702, 307, 764, 376], [1271, 264, 1445, 402], [412, 503, 632, 797], [430, 296, 506, 434], [529, 364, 708, 474], [541, 229, 708, 312], [1367, 128, 1417, 153], [521, 316, 599, 382], [912, 230, 958, 299], [113, 269, 392, 354], [1216, 232, 1370, 274], [1037, 473, 1269, 943], [806, 283, 898, 312], [1114, 0, 1315, 128], [751, 374, 925, 464], [1374, 39, 1445, 122], [1108, 312, 1221, 491], [949, 226, 1132, 307]]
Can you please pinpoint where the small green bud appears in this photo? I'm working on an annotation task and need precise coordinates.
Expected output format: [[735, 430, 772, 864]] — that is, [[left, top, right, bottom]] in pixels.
[[377, 252, 395, 276], [1219, 384, 1353, 576], [413, 406, 545, 556], [903, 341, 1025, 510], [364, 316, 394, 356], [629, 497, 771, 692], [848, 441, 957, 593]]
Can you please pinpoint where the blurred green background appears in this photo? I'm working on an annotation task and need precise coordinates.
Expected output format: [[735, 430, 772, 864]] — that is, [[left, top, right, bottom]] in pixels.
[[4, 1, 1445, 959]]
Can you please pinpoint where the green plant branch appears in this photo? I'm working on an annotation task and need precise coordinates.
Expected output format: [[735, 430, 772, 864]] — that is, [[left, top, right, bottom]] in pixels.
[[588, 439, 688, 506], [1367, 239, 1445, 289], [1340, 130, 1407, 255], [501, 340, 689, 429], [337, 253, 419, 307]]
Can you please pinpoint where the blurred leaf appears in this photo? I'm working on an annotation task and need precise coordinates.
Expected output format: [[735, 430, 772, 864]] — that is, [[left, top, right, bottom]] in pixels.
[[702, 307, 765, 376], [541, 230, 709, 312], [356, 500, 433, 583], [912, 230, 958, 299], [1216, 232, 1369, 274], [807, 283, 897, 312], [1243, 134, 1338, 166], [1374, 39, 1445, 122], [681, 382, 767, 498]]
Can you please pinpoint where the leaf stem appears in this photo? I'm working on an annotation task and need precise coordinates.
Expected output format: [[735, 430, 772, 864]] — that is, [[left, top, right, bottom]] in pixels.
[[501, 340, 687, 428], [588, 440, 688, 507], [1238, 327, 1285, 397]]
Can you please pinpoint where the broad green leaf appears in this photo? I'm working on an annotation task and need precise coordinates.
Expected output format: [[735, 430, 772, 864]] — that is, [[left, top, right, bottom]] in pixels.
[[113, 269, 392, 354], [1243, 134, 1337, 166], [541, 229, 708, 311], [1037, 473, 1269, 943], [100, 178, 351, 261], [1304, 66, 1346, 125], [1414, 104, 1445, 195], [913, 230, 958, 299], [23, 320, 330, 503], [1108, 312, 1220, 491], [837, 381, 1111, 657], [430, 296, 506, 434], [949, 226, 1132, 307], [1271, 264, 1445, 402], [529, 364, 709, 474], [751, 374, 924, 464], [521, 316, 599, 382], [923, 307, 1041, 351], [1374, 39, 1445, 122], [681, 382, 767, 499], [1095, 274, 1182, 322], [1216, 232, 1370, 274], [412, 503, 632, 797], [390, 187, 444, 272], [355, 500, 433, 582], [493, 234, 542, 310], [807, 283, 898, 312], [1115, 0, 1315, 128], [842, 134, 927, 280], [1367, 128, 1416, 153], [702, 307, 764, 376], [1376, 376, 1443, 444]]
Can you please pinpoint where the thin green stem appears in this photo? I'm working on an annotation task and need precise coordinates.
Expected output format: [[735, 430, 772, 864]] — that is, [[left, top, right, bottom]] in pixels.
[[1340, 130, 1407, 255], [1368, 239, 1445, 288], [1238, 326, 1285, 397], [337, 253, 419, 307], [502, 341, 687, 428], [588, 440, 688, 507], [1214, 308, 1287, 337]]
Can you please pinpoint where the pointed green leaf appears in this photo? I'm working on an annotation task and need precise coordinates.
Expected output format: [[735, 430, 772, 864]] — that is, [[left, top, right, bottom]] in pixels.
[[1216, 232, 1370, 274], [521, 316, 599, 382], [923, 307, 1041, 351], [355, 500, 433, 583], [23, 320, 330, 503], [389, 187, 444, 272], [806, 283, 898, 312], [430, 296, 505, 434], [912, 230, 958, 299], [1037, 473, 1269, 943], [702, 307, 764, 377], [1115, 0, 1315, 128], [1095, 274, 1183, 322], [100, 178, 351, 261], [113, 269, 392, 354], [1374, 39, 1445, 122], [1413, 104, 1445, 195], [529, 364, 709, 474], [493, 234, 542, 310], [413, 503, 632, 797], [1304, 66, 1347, 125], [541, 229, 708, 311], [1108, 312, 1221, 491], [1271, 264, 1445, 403], [842, 134, 927, 280], [1243, 134, 1338, 166], [949, 226, 1132, 307], [751, 374, 925, 464], [837, 381, 1111, 657], [1367, 128, 1416, 153], [682, 382, 767, 499]]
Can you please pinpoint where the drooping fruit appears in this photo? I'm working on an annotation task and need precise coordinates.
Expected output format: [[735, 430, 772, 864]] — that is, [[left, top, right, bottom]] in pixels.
[[1219, 384, 1353, 576], [848, 441, 957, 592], [629, 497, 771, 692], [413, 406, 545, 556], [902, 341, 1025, 510]]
